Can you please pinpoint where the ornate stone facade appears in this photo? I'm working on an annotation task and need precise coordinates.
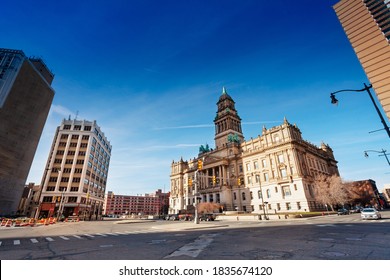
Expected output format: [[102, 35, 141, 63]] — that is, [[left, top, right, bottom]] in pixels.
[[170, 88, 339, 214]]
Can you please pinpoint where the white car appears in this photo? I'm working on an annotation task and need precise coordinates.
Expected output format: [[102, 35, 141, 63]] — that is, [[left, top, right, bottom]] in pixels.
[[361, 208, 381, 220]]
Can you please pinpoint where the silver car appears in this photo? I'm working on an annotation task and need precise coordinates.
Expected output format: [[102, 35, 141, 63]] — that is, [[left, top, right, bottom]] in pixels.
[[361, 208, 381, 220]]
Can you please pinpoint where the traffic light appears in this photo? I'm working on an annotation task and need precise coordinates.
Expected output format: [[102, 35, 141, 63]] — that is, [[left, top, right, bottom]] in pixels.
[[237, 178, 241, 185], [197, 159, 203, 170], [212, 176, 216, 185], [188, 177, 193, 186]]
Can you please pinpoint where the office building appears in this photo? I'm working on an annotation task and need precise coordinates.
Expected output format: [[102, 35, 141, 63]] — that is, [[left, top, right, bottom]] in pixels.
[[334, 0, 390, 119], [0, 48, 54, 216], [104, 189, 170, 217], [170, 88, 339, 214], [36, 119, 111, 220]]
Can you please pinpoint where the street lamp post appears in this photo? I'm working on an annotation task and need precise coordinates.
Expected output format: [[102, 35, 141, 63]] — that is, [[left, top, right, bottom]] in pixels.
[[330, 83, 390, 139], [194, 169, 200, 224], [253, 172, 267, 220], [364, 149, 390, 166]]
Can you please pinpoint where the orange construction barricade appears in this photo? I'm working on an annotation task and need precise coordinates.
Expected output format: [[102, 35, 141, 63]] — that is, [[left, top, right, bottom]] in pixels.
[[5, 219, 13, 227]]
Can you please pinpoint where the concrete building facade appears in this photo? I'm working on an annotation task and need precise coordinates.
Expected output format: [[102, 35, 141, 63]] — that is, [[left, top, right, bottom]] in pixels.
[[334, 0, 390, 119], [170, 88, 340, 215], [36, 119, 111, 220], [0, 48, 54, 216]]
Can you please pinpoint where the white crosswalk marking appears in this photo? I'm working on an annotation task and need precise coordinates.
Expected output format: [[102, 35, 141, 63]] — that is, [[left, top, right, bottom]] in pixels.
[[14, 240, 20, 245], [30, 238, 39, 243], [46, 237, 54, 242], [95, 233, 107, 237], [59, 236, 69, 240], [73, 235, 83, 239], [84, 234, 95, 238]]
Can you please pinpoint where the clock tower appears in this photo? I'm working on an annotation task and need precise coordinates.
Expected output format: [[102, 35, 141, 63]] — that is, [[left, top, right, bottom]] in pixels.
[[214, 87, 244, 149]]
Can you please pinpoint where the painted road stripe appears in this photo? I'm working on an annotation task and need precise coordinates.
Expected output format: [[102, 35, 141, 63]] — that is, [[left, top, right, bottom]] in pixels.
[[46, 237, 55, 242], [73, 235, 83, 239], [14, 240, 20, 245], [95, 233, 107, 237], [59, 236, 70, 240], [30, 238, 39, 243], [84, 234, 95, 238], [164, 233, 219, 259]]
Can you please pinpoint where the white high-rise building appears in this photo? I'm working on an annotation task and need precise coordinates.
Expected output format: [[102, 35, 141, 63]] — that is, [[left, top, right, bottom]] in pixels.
[[36, 119, 111, 220]]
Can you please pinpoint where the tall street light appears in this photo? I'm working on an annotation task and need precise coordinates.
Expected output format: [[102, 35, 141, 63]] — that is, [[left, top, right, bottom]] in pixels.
[[193, 159, 203, 224], [330, 83, 390, 139], [364, 149, 390, 166], [252, 172, 267, 220]]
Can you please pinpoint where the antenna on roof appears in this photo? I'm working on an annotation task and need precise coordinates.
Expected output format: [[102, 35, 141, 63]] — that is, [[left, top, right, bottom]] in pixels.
[[75, 110, 79, 120]]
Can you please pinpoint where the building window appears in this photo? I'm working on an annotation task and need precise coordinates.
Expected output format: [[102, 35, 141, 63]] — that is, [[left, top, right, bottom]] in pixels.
[[277, 203, 281, 211], [71, 135, 79, 139], [282, 186, 291, 197], [233, 192, 237, 200], [84, 126, 91, 131], [258, 190, 263, 199], [254, 161, 259, 170], [262, 159, 267, 168], [247, 176, 252, 184], [74, 125, 81, 130], [263, 173, 269, 182], [242, 192, 246, 201], [281, 168, 287, 178], [63, 125, 71, 130], [275, 186, 278, 193], [266, 189, 271, 198], [286, 203, 291, 210], [46, 186, 55, 192], [297, 202, 301, 210]]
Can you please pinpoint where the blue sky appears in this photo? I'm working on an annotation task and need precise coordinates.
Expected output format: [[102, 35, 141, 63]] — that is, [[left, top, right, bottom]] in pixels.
[[2, 0, 390, 194]]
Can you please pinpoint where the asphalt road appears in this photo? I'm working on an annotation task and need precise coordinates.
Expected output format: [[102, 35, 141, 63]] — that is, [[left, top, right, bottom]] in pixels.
[[1, 212, 390, 260]]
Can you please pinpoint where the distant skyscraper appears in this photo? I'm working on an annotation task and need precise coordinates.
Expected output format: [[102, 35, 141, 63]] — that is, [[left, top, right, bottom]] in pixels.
[[0, 48, 54, 216], [36, 119, 111, 220], [334, 0, 390, 119]]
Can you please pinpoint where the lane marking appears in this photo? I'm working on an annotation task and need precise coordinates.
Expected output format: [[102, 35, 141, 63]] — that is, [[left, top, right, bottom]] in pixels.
[[14, 240, 20, 245], [59, 236, 70, 240], [30, 238, 39, 243], [164, 233, 219, 259]]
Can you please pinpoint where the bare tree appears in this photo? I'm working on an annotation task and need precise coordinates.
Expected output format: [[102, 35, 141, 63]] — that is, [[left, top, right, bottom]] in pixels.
[[314, 174, 350, 210], [197, 202, 221, 214]]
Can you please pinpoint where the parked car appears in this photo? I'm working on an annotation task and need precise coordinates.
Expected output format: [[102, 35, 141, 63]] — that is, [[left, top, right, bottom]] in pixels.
[[199, 214, 216, 221], [349, 206, 363, 213], [337, 208, 349, 215], [165, 214, 179, 221], [361, 208, 381, 220]]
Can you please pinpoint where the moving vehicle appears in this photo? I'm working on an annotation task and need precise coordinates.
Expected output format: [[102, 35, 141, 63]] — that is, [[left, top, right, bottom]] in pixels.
[[361, 208, 381, 220]]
